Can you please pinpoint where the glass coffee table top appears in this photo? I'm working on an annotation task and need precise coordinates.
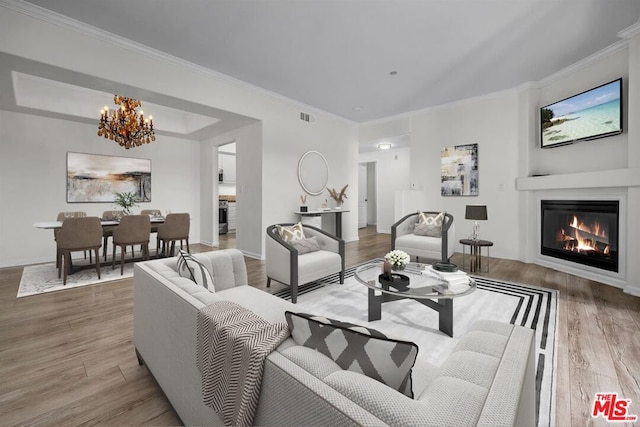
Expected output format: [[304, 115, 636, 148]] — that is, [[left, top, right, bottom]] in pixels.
[[354, 259, 476, 299]]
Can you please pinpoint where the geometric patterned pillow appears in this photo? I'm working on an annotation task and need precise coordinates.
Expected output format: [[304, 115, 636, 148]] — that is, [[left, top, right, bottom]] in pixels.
[[284, 311, 418, 398], [414, 211, 445, 237], [276, 222, 306, 244], [177, 249, 215, 292], [291, 236, 320, 255]]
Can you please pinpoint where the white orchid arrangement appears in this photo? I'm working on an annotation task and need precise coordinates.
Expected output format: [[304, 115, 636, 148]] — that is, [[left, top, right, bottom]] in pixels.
[[384, 250, 410, 270]]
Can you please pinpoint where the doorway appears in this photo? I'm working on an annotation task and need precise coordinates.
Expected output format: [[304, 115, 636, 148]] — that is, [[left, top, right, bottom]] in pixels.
[[358, 161, 377, 229], [217, 140, 236, 248]]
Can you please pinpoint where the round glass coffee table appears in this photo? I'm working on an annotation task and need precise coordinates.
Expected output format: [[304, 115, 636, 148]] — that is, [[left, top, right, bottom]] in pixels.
[[354, 260, 476, 337]]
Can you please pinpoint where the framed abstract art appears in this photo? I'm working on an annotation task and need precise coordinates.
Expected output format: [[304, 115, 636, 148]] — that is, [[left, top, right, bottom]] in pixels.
[[441, 143, 478, 196], [66, 152, 151, 202]]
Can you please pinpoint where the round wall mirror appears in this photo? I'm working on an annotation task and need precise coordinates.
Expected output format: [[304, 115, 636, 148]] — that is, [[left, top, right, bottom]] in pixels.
[[298, 150, 328, 196]]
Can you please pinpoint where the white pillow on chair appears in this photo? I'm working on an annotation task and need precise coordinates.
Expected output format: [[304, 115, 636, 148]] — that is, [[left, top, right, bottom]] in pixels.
[[414, 211, 445, 237], [276, 222, 306, 243]]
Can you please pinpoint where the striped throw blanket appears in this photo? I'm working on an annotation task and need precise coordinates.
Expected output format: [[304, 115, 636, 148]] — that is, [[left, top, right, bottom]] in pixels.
[[196, 301, 289, 427]]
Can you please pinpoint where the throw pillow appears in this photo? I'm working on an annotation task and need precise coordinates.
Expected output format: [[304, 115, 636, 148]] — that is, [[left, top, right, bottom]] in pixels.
[[177, 249, 215, 291], [276, 222, 305, 244], [414, 211, 445, 237], [291, 236, 321, 255], [285, 311, 418, 398]]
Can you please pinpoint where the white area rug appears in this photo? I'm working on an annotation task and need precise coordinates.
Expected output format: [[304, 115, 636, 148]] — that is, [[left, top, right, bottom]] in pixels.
[[273, 268, 559, 427], [18, 260, 134, 297]]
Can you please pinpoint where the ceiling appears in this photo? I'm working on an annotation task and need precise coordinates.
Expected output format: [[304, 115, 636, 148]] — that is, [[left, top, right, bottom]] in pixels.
[[16, 0, 640, 124]]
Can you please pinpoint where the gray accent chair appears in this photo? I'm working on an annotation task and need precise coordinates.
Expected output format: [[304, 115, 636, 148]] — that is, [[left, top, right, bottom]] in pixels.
[[266, 224, 345, 303], [391, 211, 455, 262]]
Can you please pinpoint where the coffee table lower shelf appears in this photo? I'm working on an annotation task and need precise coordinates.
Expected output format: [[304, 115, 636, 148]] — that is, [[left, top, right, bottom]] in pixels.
[[368, 287, 454, 337]]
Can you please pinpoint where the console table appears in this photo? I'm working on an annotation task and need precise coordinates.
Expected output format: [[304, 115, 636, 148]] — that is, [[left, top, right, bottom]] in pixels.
[[459, 239, 493, 273], [294, 209, 349, 238]]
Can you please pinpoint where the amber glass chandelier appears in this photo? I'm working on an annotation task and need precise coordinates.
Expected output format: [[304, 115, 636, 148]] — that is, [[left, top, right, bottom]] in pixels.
[[97, 95, 155, 149]]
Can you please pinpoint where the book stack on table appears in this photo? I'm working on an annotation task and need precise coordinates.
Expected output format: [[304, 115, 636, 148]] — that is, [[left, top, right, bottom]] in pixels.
[[421, 265, 471, 292]]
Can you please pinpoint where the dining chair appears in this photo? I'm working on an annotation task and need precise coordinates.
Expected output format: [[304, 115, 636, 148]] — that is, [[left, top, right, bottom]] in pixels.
[[141, 209, 162, 255], [56, 217, 102, 285], [55, 211, 88, 267], [156, 213, 190, 257], [101, 210, 124, 261], [112, 214, 152, 274]]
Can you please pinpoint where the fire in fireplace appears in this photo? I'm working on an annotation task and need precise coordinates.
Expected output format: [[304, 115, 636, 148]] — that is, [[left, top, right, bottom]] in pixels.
[[541, 200, 619, 272]]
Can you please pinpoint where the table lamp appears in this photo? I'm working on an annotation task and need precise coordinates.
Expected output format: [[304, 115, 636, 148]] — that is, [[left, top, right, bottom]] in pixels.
[[465, 205, 487, 241]]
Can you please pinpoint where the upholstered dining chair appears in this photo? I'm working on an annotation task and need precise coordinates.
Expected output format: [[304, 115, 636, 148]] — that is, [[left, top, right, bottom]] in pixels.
[[141, 209, 162, 255], [101, 210, 124, 261], [156, 213, 190, 257], [55, 211, 88, 267], [112, 214, 151, 274], [265, 223, 345, 303], [56, 217, 102, 286]]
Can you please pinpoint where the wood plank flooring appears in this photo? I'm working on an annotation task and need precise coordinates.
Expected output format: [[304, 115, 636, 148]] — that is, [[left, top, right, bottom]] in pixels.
[[1, 227, 639, 426]]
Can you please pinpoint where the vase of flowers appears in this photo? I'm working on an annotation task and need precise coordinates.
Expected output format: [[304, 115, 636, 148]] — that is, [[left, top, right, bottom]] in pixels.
[[328, 184, 348, 208], [385, 250, 410, 271], [113, 191, 138, 215]]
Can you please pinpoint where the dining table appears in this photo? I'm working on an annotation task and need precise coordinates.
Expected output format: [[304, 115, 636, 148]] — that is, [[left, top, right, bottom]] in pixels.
[[33, 217, 165, 230], [34, 216, 166, 273]]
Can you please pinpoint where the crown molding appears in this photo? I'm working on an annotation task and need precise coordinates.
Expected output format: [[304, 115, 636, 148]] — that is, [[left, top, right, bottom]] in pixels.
[[535, 39, 628, 88], [0, 0, 355, 126], [618, 17, 640, 40], [360, 85, 519, 127], [360, 37, 630, 126]]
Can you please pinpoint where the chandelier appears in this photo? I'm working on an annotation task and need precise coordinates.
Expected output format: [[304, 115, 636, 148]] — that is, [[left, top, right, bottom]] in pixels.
[[98, 95, 156, 149]]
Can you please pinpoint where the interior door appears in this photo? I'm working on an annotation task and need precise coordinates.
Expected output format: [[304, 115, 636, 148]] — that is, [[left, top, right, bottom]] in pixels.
[[358, 164, 367, 228]]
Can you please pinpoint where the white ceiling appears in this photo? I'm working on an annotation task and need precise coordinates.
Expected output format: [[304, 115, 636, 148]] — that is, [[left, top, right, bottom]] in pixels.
[[17, 0, 640, 123]]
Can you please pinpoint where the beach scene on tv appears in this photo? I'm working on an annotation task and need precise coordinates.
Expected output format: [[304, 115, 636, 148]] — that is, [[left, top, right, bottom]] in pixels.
[[541, 80, 621, 147]]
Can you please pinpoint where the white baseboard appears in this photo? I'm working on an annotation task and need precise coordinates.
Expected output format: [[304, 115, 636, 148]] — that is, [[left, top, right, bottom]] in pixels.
[[240, 249, 263, 260]]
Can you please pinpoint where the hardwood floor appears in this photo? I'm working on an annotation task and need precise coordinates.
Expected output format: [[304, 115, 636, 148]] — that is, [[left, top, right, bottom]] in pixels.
[[1, 226, 639, 426]]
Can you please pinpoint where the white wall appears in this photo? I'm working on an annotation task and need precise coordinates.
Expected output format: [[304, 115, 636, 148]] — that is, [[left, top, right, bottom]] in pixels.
[[407, 91, 521, 259], [0, 110, 201, 267], [374, 41, 638, 293], [0, 6, 359, 263], [358, 147, 411, 233], [530, 48, 629, 175]]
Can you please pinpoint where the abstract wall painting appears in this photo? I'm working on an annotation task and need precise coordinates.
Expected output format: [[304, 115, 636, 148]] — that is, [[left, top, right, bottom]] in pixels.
[[67, 152, 151, 202], [441, 143, 478, 196]]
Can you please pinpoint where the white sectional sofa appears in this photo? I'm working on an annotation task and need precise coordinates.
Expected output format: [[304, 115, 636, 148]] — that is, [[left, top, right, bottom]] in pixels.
[[134, 249, 537, 426]]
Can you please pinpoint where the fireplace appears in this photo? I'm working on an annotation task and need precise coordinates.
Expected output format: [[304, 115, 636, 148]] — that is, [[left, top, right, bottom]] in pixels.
[[541, 200, 619, 272]]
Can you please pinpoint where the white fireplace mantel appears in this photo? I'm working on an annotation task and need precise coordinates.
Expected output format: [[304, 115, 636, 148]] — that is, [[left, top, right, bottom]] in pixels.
[[516, 167, 640, 191]]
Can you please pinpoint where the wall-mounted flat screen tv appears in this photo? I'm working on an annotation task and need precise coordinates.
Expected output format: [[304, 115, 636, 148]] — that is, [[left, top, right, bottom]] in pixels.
[[540, 78, 622, 148]]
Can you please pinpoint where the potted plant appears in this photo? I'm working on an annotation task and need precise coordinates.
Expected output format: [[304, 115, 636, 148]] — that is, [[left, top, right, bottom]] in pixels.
[[300, 194, 308, 212], [113, 191, 139, 215]]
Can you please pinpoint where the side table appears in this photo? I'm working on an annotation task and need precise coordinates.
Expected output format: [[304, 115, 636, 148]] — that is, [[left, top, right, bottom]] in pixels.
[[459, 239, 493, 273]]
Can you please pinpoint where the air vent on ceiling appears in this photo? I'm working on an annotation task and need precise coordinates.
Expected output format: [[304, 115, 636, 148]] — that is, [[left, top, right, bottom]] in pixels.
[[299, 112, 316, 123]]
